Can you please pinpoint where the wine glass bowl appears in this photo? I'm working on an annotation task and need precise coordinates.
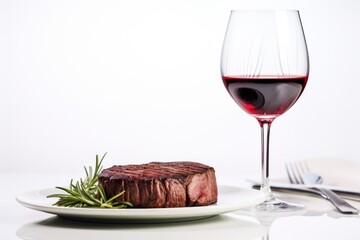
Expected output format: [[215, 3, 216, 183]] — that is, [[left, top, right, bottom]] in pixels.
[[221, 10, 309, 211]]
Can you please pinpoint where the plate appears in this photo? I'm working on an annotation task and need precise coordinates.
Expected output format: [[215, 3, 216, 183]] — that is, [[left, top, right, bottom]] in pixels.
[[16, 185, 266, 223]]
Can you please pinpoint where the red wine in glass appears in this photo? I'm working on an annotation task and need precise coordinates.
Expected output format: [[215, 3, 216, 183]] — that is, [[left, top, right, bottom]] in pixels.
[[222, 75, 308, 122]]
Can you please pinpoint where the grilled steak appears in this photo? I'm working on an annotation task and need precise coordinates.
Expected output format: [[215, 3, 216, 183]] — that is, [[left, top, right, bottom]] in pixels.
[[98, 161, 218, 208]]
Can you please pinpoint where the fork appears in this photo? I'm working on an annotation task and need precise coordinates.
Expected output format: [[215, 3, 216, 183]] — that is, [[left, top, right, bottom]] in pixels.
[[285, 161, 359, 214]]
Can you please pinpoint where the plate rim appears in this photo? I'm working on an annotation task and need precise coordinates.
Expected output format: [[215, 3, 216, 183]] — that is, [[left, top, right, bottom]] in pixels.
[[16, 185, 266, 222]]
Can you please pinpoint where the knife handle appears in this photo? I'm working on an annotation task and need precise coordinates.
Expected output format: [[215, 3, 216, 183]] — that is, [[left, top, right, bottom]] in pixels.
[[318, 188, 359, 214]]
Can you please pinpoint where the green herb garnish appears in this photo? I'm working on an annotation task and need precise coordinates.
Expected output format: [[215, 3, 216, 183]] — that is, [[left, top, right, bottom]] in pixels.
[[47, 153, 132, 209]]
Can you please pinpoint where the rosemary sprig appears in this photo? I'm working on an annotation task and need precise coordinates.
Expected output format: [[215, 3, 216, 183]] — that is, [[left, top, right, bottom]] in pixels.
[[47, 153, 133, 209]]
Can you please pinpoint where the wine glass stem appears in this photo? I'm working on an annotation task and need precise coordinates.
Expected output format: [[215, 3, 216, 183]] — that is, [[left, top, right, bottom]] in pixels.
[[259, 121, 273, 199]]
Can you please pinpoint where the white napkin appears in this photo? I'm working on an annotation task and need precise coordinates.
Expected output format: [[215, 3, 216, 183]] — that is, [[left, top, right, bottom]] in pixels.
[[305, 158, 360, 190]]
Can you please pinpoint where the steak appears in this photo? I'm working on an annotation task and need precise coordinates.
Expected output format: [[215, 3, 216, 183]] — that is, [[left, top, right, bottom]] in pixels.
[[98, 161, 218, 208]]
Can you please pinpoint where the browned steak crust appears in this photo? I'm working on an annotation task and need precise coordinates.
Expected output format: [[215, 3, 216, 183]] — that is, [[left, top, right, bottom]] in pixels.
[[98, 161, 218, 208]]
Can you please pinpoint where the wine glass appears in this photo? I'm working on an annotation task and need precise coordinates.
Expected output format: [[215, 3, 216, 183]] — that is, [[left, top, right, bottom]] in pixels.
[[221, 10, 309, 211]]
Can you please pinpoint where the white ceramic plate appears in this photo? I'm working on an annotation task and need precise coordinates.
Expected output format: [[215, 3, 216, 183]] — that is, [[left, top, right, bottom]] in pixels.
[[16, 185, 266, 223]]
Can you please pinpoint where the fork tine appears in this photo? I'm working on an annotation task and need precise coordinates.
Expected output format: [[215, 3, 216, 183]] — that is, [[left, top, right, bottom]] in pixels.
[[296, 161, 306, 182], [292, 162, 305, 184], [285, 163, 295, 184], [285, 162, 305, 184], [301, 161, 311, 172]]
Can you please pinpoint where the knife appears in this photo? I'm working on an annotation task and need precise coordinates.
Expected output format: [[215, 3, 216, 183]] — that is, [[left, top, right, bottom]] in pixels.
[[250, 182, 360, 199]]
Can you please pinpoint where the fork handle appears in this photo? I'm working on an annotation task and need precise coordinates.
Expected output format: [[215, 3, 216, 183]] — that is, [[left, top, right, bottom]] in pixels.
[[318, 188, 359, 214]]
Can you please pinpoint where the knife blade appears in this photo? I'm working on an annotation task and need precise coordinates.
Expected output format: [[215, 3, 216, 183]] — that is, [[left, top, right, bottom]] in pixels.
[[250, 181, 360, 199]]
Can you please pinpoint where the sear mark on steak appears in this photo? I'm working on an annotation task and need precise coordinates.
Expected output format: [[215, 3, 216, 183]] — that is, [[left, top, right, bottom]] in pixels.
[[98, 161, 218, 208]]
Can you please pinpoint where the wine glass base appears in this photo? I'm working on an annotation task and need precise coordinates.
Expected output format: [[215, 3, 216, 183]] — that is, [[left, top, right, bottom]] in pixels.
[[236, 197, 305, 229], [235, 195, 305, 226], [255, 196, 304, 212]]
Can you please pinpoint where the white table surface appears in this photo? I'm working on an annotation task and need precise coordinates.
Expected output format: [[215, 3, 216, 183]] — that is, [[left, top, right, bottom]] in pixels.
[[2, 173, 360, 240]]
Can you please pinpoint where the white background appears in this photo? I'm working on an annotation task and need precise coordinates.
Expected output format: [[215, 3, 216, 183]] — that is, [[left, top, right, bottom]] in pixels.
[[1, 0, 360, 179]]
